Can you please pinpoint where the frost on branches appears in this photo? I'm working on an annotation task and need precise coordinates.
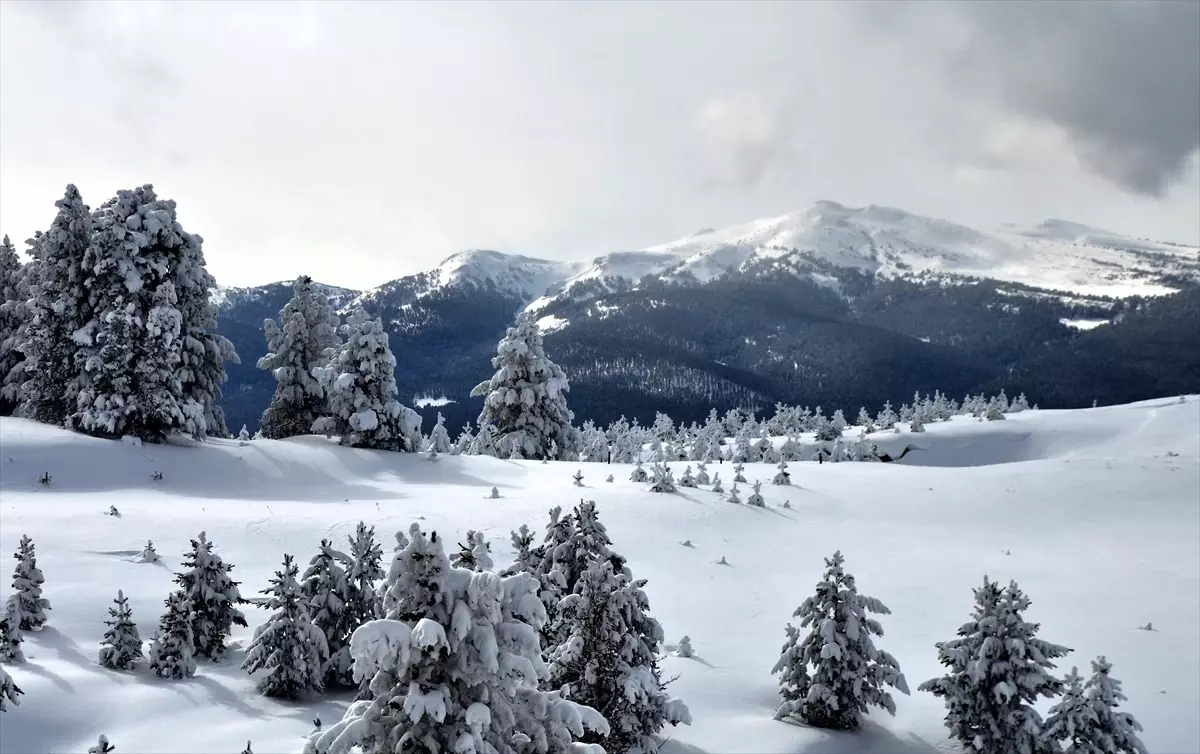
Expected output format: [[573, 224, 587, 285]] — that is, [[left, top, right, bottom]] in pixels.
[[304, 524, 609, 754], [0, 235, 29, 415], [0, 665, 22, 712], [312, 309, 422, 451], [7, 535, 49, 631], [450, 530, 494, 572], [258, 275, 342, 439], [0, 610, 24, 664], [549, 559, 691, 754], [243, 554, 330, 699], [148, 592, 196, 679], [98, 590, 143, 670], [1044, 658, 1148, 754], [772, 551, 908, 730], [469, 314, 579, 460], [919, 577, 1071, 754], [301, 540, 358, 688], [427, 412, 453, 454], [173, 531, 248, 660], [346, 522, 385, 628], [18, 185, 92, 425]]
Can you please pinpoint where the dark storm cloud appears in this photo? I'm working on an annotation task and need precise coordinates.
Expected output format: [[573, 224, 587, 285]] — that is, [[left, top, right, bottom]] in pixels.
[[898, 1, 1200, 197]]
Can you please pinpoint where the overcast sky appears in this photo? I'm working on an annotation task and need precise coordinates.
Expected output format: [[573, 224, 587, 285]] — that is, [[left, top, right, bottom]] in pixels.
[[1, 0, 1197, 290]]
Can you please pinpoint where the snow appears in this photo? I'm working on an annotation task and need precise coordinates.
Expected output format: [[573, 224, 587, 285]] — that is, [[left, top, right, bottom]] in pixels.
[[1060, 317, 1110, 331], [413, 395, 454, 408], [0, 397, 1197, 753], [535, 314, 570, 334]]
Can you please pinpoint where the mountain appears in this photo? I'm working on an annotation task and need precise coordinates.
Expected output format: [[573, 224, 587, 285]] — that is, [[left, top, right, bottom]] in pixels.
[[213, 202, 1200, 434]]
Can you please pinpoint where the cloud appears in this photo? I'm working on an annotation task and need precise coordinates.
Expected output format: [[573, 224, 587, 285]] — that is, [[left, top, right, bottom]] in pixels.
[[694, 92, 791, 189], [887, 1, 1200, 197]]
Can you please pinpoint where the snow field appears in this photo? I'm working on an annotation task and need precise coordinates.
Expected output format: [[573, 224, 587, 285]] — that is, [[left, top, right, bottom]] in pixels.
[[0, 397, 1197, 753]]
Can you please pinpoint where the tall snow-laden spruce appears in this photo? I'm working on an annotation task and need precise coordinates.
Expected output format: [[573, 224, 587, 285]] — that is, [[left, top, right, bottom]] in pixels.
[[312, 308, 422, 451], [0, 235, 29, 415], [148, 591, 196, 679], [304, 524, 609, 754], [98, 590, 143, 670], [19, 185, 92, 424], [73, 185, 236, 440], [772, 551, 908, 730], [548, 558, 691, 754], [919, 578, 1071, 754], [173, 531, 248, 660], [1044, 657, 1148, 754], [7, 535, 49, 631], [0, 665, 21, 712], [243, 554, 329, 699], [300, 540, 357, 688], [258, 276, 341, 439], [469, 313, 578, 460]]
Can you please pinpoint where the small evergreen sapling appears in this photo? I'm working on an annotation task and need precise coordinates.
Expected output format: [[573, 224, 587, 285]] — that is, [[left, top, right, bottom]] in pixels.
[[773, 551, 909, 730], [242, 554, 329, 699], [426, 412, 453, 454], [0, 610, 24, 663], [678, 465, 697, 487], [919, 577, 1070, 754], [138, 541, 159, 563], [241, 742, 253, 754], [573, 469, 584, 487], [345, 522, 385, 627], [747, 480, 766, 507], [300, 540, 357, 688], [1045, 657, 1148, 754], [148, 592, 196, 679], [772, 461, 791, 485], [450, 530, 493, 572], [727, 483, 742, 504], [238, 425, 250, 441], [87, 734, 114, 753], [675, 635, 694, 658], [98, 590, 143, 670], [630, 459, 649, 483], [487, 486, 500, 499], [695, 461, 710, 485], [7, 535, 49, 631], [174, 531, 247, 660], [733, 462, 747, 483], [648, 462, 676, 492], [0, 664, 21, 711], [710, 472, 724, 493], [605, 473, 614, 483]]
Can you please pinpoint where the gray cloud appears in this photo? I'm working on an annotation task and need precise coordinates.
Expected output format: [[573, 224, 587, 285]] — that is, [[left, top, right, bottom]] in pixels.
[[891, 1, 1200, 197]]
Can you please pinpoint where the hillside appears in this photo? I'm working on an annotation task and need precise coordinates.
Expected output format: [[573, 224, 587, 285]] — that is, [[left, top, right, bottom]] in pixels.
[[1, 397, 1197, 753]]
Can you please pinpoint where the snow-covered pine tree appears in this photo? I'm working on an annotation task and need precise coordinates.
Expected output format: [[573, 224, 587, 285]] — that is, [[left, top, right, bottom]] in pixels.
[[772, 461, 791, 485], [346, 522, 385, 627], [87, 735, 115, 754], [0, 609, 24, 663], [630, 459, 649, 483], [19, 186, 92, 425], [304, 524, 609, 754], [695, 461, 710, 485], [675, 635, 693, 658], [747, 480, 765, 507], [469, 313, 578, 460], [312, 309, 422, 451], [648, 463, 676, 492], [831, 409, 847, 432], [238, 424, 250, 441], [0, 664, 20, 711], [727, 483, 742, 504], [678, 465, 697, 487], [501, 524, 541, 578], [0, 235, 29, 415], [1010, 393, 1031, 413], [138, 540, 159, 563], [454, 423, 476, 456], [733, 462, 747, 483], [876, 401, 898, 430], [300, 540, 357, 688], [919, 577, 1070, 754], [984, 396, 1007, 421], [711, 472, 724, 493], [1045, 657, 1148, 754], [427, 412, 453, 454], [772, 551, 908, 730], [258, 276, 342, 439], [98, 590, 143, 670], [450, 531, 494, 572], [173, 531, 248, 660], [148, 591, 196, 679], [549, 558, 690, 752], [243, 554, 329, 699], [7, 535, 49, 631]]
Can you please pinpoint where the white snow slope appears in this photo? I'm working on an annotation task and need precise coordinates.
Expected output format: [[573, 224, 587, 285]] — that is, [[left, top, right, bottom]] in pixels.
[[1, 398, 1197, 754]]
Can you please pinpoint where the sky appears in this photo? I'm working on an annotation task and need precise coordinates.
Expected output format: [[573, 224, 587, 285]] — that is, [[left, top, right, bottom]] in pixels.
[[1, 0, 1197, 290]]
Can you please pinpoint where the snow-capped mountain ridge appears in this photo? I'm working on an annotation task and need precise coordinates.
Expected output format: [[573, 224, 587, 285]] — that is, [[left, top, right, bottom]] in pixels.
[[215, 201, 1200, 312]]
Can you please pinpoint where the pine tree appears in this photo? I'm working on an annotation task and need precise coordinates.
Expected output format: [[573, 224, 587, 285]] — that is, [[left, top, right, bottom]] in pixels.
[[98, 590, 143, 670], [7, 535, 49, 631], [243, 554, 329, 699], [426, 412, 453, 454], [501, 524, 540, 577], [0, 610, 24, 663], [648, 462, 676, 492], [301, 540, 356, 688], [772, 551, 909, 730], [710, 472, 724, 493], [173, 531, 248, 660], [694, 461, 710, 485], [919, 578, 1070, 754], [733, 462, 747, 483], [312, 309, 422, 451], [747, 480, 766, 507], [630, 459, 648, 483], [87, 735, 115, 754], [304, 524, 609, 754], [469, 313, 579, 460], [19, 186, 93, 425], [678, 465, 697, 487], [0, 664, 21, 711], [548, 559, 691, 753], [345, 522, 385, 628], [258, 276, 341, 439], [772, 461, 791, 485], [148, 592, 196, 679], [1045, 658, 1148, 754], [453, 423, 474, 455], [0, 235, 29, 415], [450, 530, 494, 572]]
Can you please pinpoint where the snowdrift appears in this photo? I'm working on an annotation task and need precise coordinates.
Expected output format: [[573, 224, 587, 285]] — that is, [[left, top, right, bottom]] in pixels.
[[0, 398, 1197, 753]]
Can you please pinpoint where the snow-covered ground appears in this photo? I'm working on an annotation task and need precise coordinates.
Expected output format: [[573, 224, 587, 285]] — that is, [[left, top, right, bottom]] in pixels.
[[1, 398, 1198, 753]]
